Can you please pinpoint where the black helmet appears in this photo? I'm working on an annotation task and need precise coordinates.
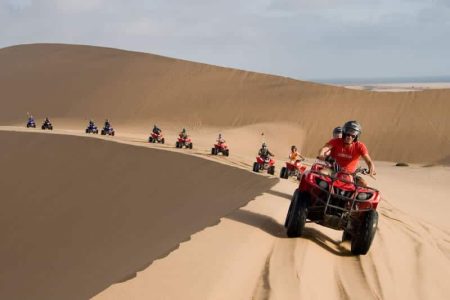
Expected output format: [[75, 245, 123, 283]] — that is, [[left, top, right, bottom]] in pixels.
[[342, 121, 362, 140], [333, 126, 342, 135], [262, 142, 267, 149], [291, 145, 297, 151]]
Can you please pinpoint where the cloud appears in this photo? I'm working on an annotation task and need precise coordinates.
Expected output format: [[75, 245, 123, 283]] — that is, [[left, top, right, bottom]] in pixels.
[[0, 0, 449, 79]]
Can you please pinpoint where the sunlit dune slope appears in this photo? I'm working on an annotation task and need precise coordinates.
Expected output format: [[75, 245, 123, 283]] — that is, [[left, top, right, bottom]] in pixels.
[[1, 43, 449, 163]]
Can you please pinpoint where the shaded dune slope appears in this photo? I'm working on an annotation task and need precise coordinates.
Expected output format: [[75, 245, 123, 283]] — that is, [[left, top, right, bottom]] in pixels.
[[0, 131, 276, 300], [0, 43, 449, 164]]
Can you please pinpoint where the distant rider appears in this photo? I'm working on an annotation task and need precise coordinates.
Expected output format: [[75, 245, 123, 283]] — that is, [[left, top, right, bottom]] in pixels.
[[88, 120, 96, 128], [153, 124, 162, 135], [318, 121, 376, 186], [179, 128, 188, 139], [28, 114, 35, 123], [217, 133, 225, 145], [289, 145, 305, 164], [44, 117, 51, 125], [104, 119, 111, 129], [259, 143, 274, 160]]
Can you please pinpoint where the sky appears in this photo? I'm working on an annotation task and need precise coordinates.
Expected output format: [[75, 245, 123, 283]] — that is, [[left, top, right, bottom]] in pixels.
[[1, 0, 449, 81]]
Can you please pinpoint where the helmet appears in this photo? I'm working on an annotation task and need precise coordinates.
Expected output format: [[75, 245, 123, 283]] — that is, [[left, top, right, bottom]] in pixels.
[[218, 133, 222, 138], [333, 126, 342, 135], [342, 121, 362, 141], [291, 145, 297, 151], [262, 142, 267, 149], [182, 128, 186, 133]]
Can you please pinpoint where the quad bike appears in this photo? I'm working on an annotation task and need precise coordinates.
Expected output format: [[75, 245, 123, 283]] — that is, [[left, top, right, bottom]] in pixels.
[[280, 160, 307, 180], [101, 126, 115, 136], [176, 136, 193, 149], [26, 119, 36, 128], [211, 142, 229, 156], [41, 121, 53, 130], [284, 159, 380, 255], [252, 156, 275, 175], [85, 124, 99, 134], [148, 132, 165, 144]]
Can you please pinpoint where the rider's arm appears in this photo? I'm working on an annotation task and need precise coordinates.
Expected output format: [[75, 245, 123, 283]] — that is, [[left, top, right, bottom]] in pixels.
[[362, 153, 376, 176], [318, 143, 332, 160], [298, 152, 306, 161]]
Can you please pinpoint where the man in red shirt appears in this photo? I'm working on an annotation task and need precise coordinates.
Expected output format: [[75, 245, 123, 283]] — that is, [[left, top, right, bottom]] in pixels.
[[318, 121, 376, 186]]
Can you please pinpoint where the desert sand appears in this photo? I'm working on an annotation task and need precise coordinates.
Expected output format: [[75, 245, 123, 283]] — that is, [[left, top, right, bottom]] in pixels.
[[0, 44, 449, 300]]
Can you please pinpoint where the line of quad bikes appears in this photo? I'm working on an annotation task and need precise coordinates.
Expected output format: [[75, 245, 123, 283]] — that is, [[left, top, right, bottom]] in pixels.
[[27, 118, 380, 255]]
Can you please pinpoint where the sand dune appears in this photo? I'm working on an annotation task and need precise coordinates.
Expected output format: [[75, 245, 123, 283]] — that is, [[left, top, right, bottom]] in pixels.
[[1, 43, 449, 300], [0, 130, 276, 300], [1, 43, 450, 164]]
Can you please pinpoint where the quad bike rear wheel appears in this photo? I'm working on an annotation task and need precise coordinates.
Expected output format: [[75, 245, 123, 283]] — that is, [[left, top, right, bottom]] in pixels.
[[224, 149, 229, 156], [252, 162, 259, 172], [286, 191, 307, 237], [268, 166, 275, 175], [351, 210, 378, 255]]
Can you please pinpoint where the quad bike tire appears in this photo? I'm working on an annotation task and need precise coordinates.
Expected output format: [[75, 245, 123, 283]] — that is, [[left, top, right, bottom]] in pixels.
[[351, 210, 378, 255], [252, 162, 259, 172], [161, 138, 165, 144], [189, 143, 193, 149], [148, 137, 153, 143], [284, 189, 298, 227], [211, 148, 216, 155], [286, 190, 307, 237], [111, 131, 114, 136], [280, 167, 287, 179], [224, 149, 229, 156], [86, 129, 89, 134], [342, 231, 352, 242], [175, 142, 180, 148], [268, 165, 275, 175], [101, 130, 106, 135]]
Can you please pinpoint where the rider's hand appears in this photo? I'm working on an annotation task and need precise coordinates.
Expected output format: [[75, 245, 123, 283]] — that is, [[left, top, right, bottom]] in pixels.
[[369, 166, 376, 176]]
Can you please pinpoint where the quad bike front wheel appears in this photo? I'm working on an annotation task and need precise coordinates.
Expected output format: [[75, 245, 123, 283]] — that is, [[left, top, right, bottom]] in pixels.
[[351, 210, 378, 255], [268, 166, 275, 175], [286, 191, 307, 237], [280, 167, 287, 179]]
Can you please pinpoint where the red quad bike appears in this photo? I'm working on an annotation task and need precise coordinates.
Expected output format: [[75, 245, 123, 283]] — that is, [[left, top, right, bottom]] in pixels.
[[253, 156, 275, 175], [211, 143, 229, 156], [284, 160, 380, 255], [176, 136, 193, 149], [280, 160, 307, 180], [148, 132, 165, 144]]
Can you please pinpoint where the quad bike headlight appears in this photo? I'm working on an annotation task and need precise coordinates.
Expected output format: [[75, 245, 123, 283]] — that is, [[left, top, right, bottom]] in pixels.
[[356, 192, 373, 200]]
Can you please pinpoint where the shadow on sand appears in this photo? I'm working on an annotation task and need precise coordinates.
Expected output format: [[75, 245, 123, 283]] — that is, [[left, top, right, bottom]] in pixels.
[[227, 209, 352, 256]]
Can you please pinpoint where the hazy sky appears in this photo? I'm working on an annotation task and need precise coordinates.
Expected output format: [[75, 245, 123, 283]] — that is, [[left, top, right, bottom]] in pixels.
[[1, 0, 449, 80]]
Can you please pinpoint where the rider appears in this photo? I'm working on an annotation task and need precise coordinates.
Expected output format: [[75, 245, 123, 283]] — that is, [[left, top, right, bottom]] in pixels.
[[88, 119, 96, 128], [104, 119, 111, 129], [289, 145, 305, 164], [318, 121, 376, 186], [44, 117, 51, 125], [332, 126, 343, 139], [27, 114, 35, 125], [179, 128, 188, 139], [152, 124, 161, 135], [217, 133, 225, 145], [258, 142, 274, 160]]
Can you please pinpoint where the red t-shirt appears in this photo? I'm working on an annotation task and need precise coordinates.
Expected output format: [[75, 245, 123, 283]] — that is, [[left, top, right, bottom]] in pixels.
[[327, 138, 368, 173]]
